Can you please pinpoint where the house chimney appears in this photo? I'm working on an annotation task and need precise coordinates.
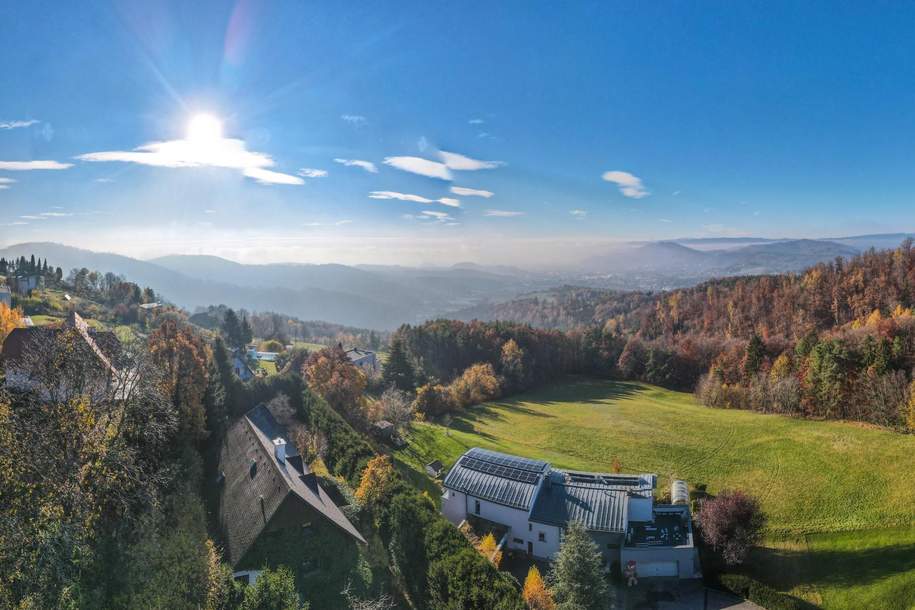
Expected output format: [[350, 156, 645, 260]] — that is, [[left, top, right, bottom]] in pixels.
[[273, 437, 287, 464]]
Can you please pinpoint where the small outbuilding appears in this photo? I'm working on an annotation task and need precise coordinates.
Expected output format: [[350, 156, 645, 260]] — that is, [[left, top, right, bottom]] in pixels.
[[425, 460, 444, 478]]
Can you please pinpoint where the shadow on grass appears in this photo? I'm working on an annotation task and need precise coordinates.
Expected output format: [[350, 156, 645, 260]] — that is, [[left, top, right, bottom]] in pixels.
[[748, 537, 915, 592]]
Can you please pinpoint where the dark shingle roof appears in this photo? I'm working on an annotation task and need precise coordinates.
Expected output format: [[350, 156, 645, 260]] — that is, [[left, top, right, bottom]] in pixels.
[[442, 447, 549, 510], [218, 405, 365, 566]]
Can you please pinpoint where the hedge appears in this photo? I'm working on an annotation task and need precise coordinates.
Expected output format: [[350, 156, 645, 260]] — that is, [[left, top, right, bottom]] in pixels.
[[719, 574, 816, 610]]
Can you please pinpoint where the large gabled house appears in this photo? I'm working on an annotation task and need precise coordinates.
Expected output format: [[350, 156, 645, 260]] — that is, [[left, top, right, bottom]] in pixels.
[[1, 311, 122, 401], [218, 404, 366, 583], [441, 447, 698, 578], [345, 347, 378, 374]]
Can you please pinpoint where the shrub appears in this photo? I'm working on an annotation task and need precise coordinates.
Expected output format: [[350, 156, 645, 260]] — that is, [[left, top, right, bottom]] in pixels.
[[697, 490, 765, 566], [719, 574, 812, 610]]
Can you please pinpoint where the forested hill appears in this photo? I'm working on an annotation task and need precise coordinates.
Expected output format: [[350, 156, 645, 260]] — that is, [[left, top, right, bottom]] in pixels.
[[462, 242, 915, 342]]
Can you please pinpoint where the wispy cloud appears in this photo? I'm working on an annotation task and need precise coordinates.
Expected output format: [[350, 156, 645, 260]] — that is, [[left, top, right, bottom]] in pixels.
[[40, 211, 72, 217], [0, 119, 39, 130], [659, 218, 672, 223], [341, 114, 367, 127], [484, 209, 524, 217], [94, 177, 114, 183], [20, 215, 47, 221], [602, 170, 649, 199], [77, 137, 302, 185], [384, 156, 452, 180], [333, 158, 378, 173], [298, 168, 328, 178], [450, 186, 493, 198], [468, 118, 485, 125], [703, 223, 745, 236], [0, 221, 28, 226], [384, 150, 504, 181], [439, 150, 504, 171], [0, 160, 72, 170], [369, 191, 460, 207], [204, 209, 216, 214], [336, 219, 353, 225], [304, 218, 354, 227], [0, 177, 15, 190], [570, 209, 588, 218]]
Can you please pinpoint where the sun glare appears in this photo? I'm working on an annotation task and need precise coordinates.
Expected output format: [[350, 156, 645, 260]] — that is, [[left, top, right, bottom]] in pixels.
[[186, 113, 223, 142]]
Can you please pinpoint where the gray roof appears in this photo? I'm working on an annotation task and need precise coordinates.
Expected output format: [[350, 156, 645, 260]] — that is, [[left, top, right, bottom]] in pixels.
[[529, 471, 629, 532], [218, 404, 365, 566], [442, 447, 549, 510]]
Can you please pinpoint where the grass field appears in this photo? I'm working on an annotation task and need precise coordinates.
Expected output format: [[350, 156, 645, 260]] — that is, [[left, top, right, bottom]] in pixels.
[[395, 377, 915, 609]]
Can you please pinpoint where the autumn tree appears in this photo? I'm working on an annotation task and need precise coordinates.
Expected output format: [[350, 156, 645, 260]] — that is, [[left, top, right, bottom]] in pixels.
[[548, 520, 608, 610], [303, 345, 367, 421], [478, 532, 503, 567], [697, 490, 765, 566], [522, 566, 555, 610], [149, 319, 211, 443], [377, 387, 414, 434], [412, 383, 455, 417], [450, 362, 501, 409], [500, 339, 529, 392], [355, 455, 397, 506], [0, 303, 23, 344]]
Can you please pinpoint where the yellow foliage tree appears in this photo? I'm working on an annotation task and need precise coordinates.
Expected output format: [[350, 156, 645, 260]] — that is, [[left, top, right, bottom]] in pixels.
[[522, 565, 555, 610], [355, 455, 396, 505], [478, 532, 502, 567], [0, 303, 23, 344], [769, 352, 793, 382], [450, 362, 501, 409]]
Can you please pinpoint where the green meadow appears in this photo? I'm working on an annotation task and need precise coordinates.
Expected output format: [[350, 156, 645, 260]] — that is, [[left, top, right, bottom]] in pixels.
[[395, 378, 915, 609]]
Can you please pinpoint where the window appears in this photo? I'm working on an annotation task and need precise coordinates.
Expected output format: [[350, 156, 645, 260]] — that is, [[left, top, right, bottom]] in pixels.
[[474, 500, 480, 515], [528, 523, 532, 532], [538, 532, 546, 542], [513, 538, 523, 544]]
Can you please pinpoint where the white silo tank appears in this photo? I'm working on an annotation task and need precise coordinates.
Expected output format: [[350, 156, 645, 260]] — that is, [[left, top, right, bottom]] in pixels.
[[671, 480, 689, 505]]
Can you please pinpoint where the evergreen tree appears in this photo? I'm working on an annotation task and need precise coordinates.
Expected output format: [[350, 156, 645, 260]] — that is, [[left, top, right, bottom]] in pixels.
[[549, 521, 609, 610], [221, 309, 243, 348], [240, 315, 254, 346], [742, 333, 765, 376], [29, 254, 36, 273], [383, 335, 415, 392]]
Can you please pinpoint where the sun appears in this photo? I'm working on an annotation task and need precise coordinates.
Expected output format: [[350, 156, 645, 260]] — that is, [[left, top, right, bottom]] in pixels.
[[186, 113, 223, 142]]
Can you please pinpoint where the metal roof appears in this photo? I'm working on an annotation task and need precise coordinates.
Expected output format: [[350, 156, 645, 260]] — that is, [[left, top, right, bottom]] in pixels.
[[530, 471, 631, 532], [442, 447, 549, 510]]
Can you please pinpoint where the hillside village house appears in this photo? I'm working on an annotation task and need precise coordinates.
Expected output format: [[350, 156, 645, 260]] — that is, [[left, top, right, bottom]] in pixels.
[[218, 404, 366, 584], [1, 311, 122, 401], [345, 347, 378, 374], [231, 349, 256, 381], [441, 448, 699, 578]]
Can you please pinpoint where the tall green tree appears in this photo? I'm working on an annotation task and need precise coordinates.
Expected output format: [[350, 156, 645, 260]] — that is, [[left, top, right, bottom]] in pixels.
[[221, 309, 243, 348], [549, 521, 609, 610], [238, 567, 306, 610], [382, 335, 415, 391]]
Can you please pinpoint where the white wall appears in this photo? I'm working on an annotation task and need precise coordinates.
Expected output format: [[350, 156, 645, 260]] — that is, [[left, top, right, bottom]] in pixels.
[[442, 489, 467, 525], [621, 546, 698, 579]]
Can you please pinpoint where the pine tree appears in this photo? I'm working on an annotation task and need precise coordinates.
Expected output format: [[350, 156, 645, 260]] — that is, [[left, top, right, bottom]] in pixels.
[[240, 315, 253, 346], [549, 521, 609, 610], [221, 309, 243, 348], [383, 335, 415, 391]]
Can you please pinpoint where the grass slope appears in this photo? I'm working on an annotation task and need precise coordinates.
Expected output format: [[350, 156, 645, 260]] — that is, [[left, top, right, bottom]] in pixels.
[[395, 377, 915, 609]]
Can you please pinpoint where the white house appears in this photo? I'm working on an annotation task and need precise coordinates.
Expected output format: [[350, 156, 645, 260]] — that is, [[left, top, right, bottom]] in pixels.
[[441, 447, 699, 579]]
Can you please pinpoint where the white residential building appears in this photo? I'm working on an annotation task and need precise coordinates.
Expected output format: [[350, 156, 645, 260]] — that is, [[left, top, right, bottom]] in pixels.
[[441, 447, 699, 579]]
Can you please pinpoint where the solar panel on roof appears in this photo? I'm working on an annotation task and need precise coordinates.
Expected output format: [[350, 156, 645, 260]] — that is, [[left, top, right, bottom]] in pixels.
[[460, 454, 541, 484], [465, 448, 547, 473]]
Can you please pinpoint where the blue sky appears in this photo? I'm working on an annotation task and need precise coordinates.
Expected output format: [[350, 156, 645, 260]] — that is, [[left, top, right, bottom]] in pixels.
[[2, 1, 915, 265]]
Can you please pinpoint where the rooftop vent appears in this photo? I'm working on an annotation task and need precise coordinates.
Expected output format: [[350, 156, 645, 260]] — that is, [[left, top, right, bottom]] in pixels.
[[273, 437, 287, 464]]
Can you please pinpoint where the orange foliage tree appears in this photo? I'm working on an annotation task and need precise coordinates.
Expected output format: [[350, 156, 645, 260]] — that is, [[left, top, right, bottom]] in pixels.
[[148, 319, 210, 442], [0, 303, 23, 344], [354, 455, 396, 506], [522, 565, 555, 610], [449, 362, 501, 409], [302, 345, 367, 421]]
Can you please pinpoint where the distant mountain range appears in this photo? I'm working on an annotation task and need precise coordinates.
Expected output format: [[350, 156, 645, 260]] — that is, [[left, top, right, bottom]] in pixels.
[[2, 233, 912, 329]]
